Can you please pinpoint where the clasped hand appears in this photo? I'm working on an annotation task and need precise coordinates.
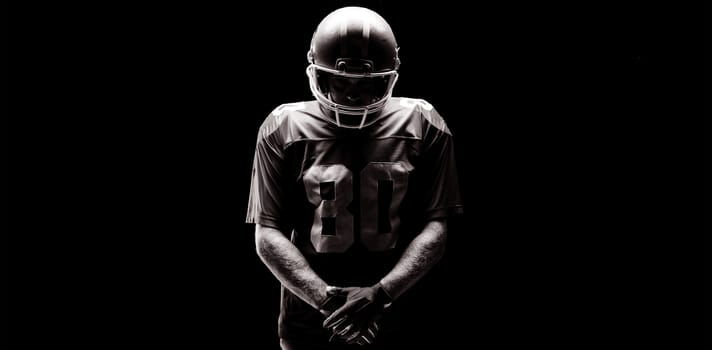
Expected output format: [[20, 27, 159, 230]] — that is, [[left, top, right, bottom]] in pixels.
[[318, 284, 393, 346]]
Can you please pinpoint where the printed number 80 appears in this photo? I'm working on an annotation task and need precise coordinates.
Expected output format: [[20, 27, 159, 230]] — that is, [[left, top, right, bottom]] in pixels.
[[303, 163, 408, 253]]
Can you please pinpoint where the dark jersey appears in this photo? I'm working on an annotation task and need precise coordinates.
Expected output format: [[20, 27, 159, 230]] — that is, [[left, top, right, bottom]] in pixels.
[[246, 97, 463, 341]]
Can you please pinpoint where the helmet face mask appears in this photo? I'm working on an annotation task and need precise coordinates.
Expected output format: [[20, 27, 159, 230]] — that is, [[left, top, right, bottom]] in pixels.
[[306, 7, 400, 128], [312, 68, 396, 106]]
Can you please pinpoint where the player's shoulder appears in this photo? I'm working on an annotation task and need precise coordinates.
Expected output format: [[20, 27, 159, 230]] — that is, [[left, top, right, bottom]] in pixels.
[[388, 97, 451, 135], [258, 101, 321, 139]]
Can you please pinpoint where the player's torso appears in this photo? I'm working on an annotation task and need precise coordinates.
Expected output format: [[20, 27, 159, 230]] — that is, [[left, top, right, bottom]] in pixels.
[[276, 99, 430, 284]]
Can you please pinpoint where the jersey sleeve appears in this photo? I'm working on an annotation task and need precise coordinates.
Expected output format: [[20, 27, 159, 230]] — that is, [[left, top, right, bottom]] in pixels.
[[418, 107, 464, 220], [245, 113, 293, 232]]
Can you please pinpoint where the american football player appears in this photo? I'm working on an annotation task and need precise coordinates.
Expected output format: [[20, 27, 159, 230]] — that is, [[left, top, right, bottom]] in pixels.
[[246, 6, 463, 349]]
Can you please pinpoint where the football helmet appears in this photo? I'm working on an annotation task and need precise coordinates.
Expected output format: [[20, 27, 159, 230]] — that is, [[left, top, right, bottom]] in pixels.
[[306, 7, 400, 128]]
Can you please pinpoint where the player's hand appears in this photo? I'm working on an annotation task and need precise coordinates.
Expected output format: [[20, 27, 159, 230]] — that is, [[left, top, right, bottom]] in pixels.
[[320, 286, 379, 345], [330, 319, 380, 345], [322, 283, 393, 338], [318, 286, 357, 316]]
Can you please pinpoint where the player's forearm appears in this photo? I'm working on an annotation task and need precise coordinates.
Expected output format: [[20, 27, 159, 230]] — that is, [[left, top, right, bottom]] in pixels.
[[379, 219, 447, 300], [255, 224, 328, 310]]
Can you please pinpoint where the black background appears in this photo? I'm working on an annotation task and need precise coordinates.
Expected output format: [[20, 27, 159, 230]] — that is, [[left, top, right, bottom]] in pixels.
[[7, 0, 705, 348]]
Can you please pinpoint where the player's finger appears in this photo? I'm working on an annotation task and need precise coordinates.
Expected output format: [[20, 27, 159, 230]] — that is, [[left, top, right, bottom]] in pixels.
[[336, 323, 354, 336], [326, 300, 371, 327], [323, 307, 352, 328], [324, 314, 346, 329], [330, 317, 350, 331], [366, 325, 377, 339], [325, 286, 344, 295], [326, 286, 357, 296], [333, 319, 358, 335], [360, 333, 374, 345], [323, 311, 340, 328], [343, 327, 365, 343], [351, 333, 373, 346], [350, 322, 376, 344]]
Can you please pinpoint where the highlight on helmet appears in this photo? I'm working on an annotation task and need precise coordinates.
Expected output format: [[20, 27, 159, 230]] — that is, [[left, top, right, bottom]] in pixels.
[[306, 6, 400, 128]]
